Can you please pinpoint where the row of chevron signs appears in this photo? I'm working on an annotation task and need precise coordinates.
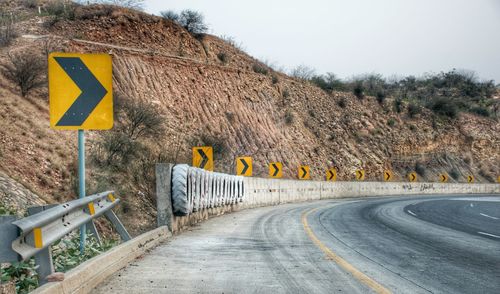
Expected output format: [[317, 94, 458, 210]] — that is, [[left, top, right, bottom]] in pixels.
[[192, 147, 495, 183]]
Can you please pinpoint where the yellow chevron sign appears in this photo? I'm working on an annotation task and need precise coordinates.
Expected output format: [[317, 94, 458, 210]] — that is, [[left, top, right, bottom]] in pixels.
[[326, 168, 337, 181], [192, 147, 213, 171], [269, 162, 282, 178], [355, 170, 365, 181], [49, 53, 113, 130], [439, 174, 448, 183], [298, 166, 310, 180], [383, 170, 393, 182], [236, 157, 252, 176], [467, 175, 474, 183], [408, 172, 417, 182]]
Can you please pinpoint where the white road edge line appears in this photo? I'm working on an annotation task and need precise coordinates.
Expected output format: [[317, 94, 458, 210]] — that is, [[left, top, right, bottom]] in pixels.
[[479, 213, 499, 220], [407, 210, 417, 217], [477, 232, 500, 239]]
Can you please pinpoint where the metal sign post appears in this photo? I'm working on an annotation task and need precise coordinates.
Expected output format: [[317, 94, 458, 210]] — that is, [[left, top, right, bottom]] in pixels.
[[78, 130, 86, 253]]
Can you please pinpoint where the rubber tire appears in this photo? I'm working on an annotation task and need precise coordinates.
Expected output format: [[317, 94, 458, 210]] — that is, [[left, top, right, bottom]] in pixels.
[[172, 164, 189, 216]]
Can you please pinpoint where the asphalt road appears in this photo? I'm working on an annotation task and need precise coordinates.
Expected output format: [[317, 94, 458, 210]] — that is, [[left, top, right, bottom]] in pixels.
[[94, 195, 500, 294]]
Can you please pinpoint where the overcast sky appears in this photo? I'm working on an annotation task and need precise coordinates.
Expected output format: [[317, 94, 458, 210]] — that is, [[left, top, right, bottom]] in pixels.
[[144, 0, 500, 83]]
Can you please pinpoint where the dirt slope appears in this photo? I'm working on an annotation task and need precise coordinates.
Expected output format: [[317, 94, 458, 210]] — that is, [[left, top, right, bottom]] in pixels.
[[0, 3, 498, 233]]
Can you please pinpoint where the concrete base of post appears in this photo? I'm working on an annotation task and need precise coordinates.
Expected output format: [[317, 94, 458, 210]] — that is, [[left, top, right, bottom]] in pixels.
[[156, 163, 174, 232]]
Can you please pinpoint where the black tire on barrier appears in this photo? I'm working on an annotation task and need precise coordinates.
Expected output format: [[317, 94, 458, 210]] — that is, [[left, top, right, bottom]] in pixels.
[[172, 164, 189, 216]]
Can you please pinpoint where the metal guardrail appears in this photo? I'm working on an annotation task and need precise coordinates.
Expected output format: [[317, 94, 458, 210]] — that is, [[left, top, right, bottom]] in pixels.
[[12, 191, 120, 261], [0, 191, 130, 285]]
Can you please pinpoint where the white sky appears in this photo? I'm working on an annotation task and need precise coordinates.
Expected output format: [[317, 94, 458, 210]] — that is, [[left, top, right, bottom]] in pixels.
[[144, 0, 500, 83]]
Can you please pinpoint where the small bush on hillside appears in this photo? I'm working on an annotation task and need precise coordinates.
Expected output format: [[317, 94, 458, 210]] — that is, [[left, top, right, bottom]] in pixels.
[[407, 102, 421, 118], [44, 1, 76, 27], [252, 63, 268, 75], [470, 106, 490, 117], [376, 91, 386, 104], [394, 98, 403, 113], [290, 65, 315, 80], [428, 97, 458, 118], [284, 109, 295, 125], [161, 10, 207, 35], [282, 89, 290, 98], [200, 133, 230, 157], [0, 12, 17, 47], [225, 111, 235, 122], [160, 10, 179, 22], [449, 168, 460, 180], [217, 52, 229, 64], [271, 75, 279, 84], [337, 97, 347, 108], [387, 118, 396, 127], [180, 10, 208, 35], [310, 73, 345, 93], [1, 51, 45, 97], [353, 81, 364, 99], [415, 161, 426, 177], [95, 95, 164, 166]]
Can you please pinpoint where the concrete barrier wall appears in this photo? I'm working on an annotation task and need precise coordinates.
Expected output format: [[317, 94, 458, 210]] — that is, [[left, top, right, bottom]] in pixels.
[[242, 178, 500, 208]]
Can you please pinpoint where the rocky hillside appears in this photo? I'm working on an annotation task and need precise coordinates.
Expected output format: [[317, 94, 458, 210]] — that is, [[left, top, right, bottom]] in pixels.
[[0, 1, 498, 234]]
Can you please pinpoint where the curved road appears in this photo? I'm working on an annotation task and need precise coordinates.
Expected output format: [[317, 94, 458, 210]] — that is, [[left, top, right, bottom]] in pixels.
[[95, 195, 500, 293]]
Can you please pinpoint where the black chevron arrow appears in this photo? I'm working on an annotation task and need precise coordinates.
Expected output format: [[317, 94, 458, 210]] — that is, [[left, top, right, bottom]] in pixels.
[[357, 170, 363, 179], [272, 163, 279, 177], [328, 170, 334, 180], [385, 172, 391, 181], [240, 158, 249, 174], [410, 173, 416, 181], [441, 175, 446, 182], [301, 167, 308, 178], [54, 57, 108, 126], [197, 149, 209, 169]]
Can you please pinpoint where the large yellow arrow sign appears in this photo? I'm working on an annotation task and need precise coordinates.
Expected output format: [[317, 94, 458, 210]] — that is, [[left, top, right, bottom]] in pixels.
[[49, 53, 113, 130]]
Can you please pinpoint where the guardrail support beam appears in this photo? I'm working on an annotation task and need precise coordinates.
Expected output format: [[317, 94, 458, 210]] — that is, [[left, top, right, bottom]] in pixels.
[[156, 163, 174, 231], [28, 205, 57, 285], [104, 210, 131, 241], [86, 220, 102, 247]]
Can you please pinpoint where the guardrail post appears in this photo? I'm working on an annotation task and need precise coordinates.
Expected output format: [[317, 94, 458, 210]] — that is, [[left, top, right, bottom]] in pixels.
[[0, 215, 18, 263], [156, 163, 174, 231], [104, 210, 131, 241], [28, 205, 57, 285]]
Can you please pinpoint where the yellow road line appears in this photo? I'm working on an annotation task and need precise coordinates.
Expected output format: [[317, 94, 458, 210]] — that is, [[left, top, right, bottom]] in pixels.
[[301, 208, 392, 294]]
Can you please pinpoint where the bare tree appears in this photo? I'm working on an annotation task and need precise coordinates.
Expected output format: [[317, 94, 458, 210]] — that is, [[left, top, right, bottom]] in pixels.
[[2, 51, 45, 97], [160, 10, 179, 22], [290, 65, 316, 80], [0, 11, 17, 47], [179, 10, 208, 35]]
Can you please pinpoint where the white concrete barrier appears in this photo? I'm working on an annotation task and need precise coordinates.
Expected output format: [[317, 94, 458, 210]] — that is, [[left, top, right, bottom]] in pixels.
[[242, 178, 500, 208]]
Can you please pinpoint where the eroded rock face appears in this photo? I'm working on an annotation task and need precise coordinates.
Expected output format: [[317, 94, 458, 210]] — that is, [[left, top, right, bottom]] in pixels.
[[0, 170, 45, 215]]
